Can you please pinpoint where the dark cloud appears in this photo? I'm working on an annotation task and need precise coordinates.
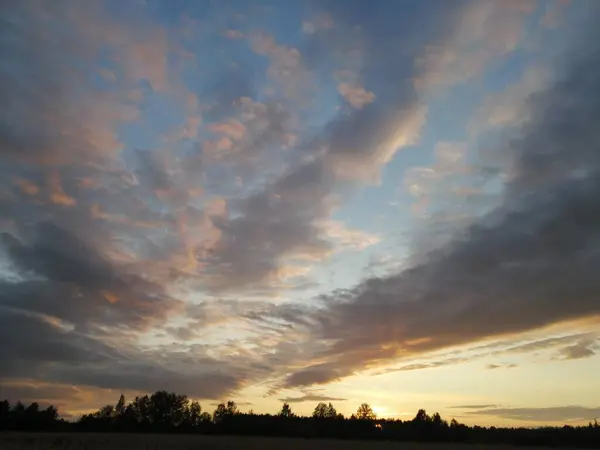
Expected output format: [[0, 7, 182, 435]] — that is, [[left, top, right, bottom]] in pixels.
[[282, 364, 347, 389], [1, 383, 87, 410], [279, 393, 347, 404], [0, 222, 179, 331], [203, 160, 334, 290], [0, 381, 126, 419], [557, 340, 597, 360], [0, 305, 246, 400], [467, 406, 600, 423], [165, 326, 200, 341], [0, 311, 117, 379], [486, 363, 518, 370], [276, 8, 600, 388], [134, 149, 174, 193], [56, 363, 244, 400]]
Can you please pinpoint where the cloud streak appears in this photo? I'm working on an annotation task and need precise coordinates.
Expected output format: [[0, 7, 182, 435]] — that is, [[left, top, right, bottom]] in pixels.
[[279, 394, 347, 404], [467, 406, 600, 423]]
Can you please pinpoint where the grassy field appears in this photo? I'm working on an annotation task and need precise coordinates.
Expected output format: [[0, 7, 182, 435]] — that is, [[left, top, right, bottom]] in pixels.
[[0, 433, 581, 450]]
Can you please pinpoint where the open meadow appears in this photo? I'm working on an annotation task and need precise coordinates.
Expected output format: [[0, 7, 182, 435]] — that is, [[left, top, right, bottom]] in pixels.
[[0, 434, 584, 450]]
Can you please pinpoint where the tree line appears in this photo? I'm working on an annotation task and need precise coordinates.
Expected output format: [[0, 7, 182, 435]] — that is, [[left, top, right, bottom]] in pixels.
[[1, 392, 599, 448]]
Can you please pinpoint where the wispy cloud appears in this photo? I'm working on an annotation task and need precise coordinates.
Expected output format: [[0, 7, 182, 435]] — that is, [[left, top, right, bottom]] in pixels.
[[415, 1, 537, 92], [556, 340, 597, 360], [486, 363, 518, 370], [450, 405, 498, 410], [467, 406, 600, 423], [279, 393, 347, 404]]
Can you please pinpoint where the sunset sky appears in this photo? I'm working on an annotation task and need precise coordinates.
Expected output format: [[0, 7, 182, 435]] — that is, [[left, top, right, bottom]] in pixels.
[[1, 0, 599, 427]]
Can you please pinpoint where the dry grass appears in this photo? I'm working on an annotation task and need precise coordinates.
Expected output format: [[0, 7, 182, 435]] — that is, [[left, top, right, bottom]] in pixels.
[[0, 433, 575, 450]]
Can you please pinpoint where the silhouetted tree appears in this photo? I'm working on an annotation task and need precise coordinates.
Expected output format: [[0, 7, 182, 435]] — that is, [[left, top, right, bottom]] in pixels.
[[313, 402, 339, 419], [40, 405, 59, 427], [131, 395, 152, 424], [432, 412, 447, 427], [149, 391, 189, 428], [115, 394, 126, 417], [413, 408, 431, 423], [3, 390, 600, 448], [226, 400, 238, 415], [0, 400, 9, 424], [187, 400, 202, 428], [97, 404, 115, 420], [213, 401, 238, 424], [312, 402, 327, 419], [355, 403, 376, 420], [279, 402, 293, 418], [12, 401, 25, 422], [0, 400, 64, 431]]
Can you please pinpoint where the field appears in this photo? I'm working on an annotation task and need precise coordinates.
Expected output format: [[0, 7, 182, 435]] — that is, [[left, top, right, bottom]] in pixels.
[[0, 433, 581, 450]]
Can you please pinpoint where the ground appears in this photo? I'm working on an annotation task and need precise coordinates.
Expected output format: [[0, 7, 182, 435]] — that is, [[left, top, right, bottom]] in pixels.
[[0, 433, 574, 450]]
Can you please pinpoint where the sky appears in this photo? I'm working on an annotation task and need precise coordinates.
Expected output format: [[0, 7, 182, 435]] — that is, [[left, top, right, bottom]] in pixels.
[[1, 0, 599, 428]]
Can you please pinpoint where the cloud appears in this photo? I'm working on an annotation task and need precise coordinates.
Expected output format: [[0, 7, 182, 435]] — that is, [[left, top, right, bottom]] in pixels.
[[0, 222, 178, 330], [318, 220, 380, 251], [209, 120, 247, 141], [223, 29, 244, 39], [202, 98, 293, 178], [486, 363, 518, 370], [13, 178, 40, 196], [279, 393, 347, 404], [374, 356, 470, 375], [301, 14, 334, 35], [0, 298, 250, 401], [467, 406, 600, 423], [415, 1, 537, 92], [403, 141, 472, 218], [496, 333, 598, 356], [541, 0, 571, 29], [200, 101, 425, 291], [0, 223, 247, 399], [282, 364, 348, 389], [0, 0, 179, 167], [369, 330, 596, 378], [337, 82, 375, 109], [47, 171, 77, 207], [557, 340, 597, 360], [251, 32, 311, 99], [450, 404, 498, 410], [469, 64, 551, 134], [275, 8, 600, 388]]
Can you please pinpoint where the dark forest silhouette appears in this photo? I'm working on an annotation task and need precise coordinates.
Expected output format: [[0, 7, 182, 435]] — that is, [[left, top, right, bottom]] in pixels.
[[1, 393, 599, 448]]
